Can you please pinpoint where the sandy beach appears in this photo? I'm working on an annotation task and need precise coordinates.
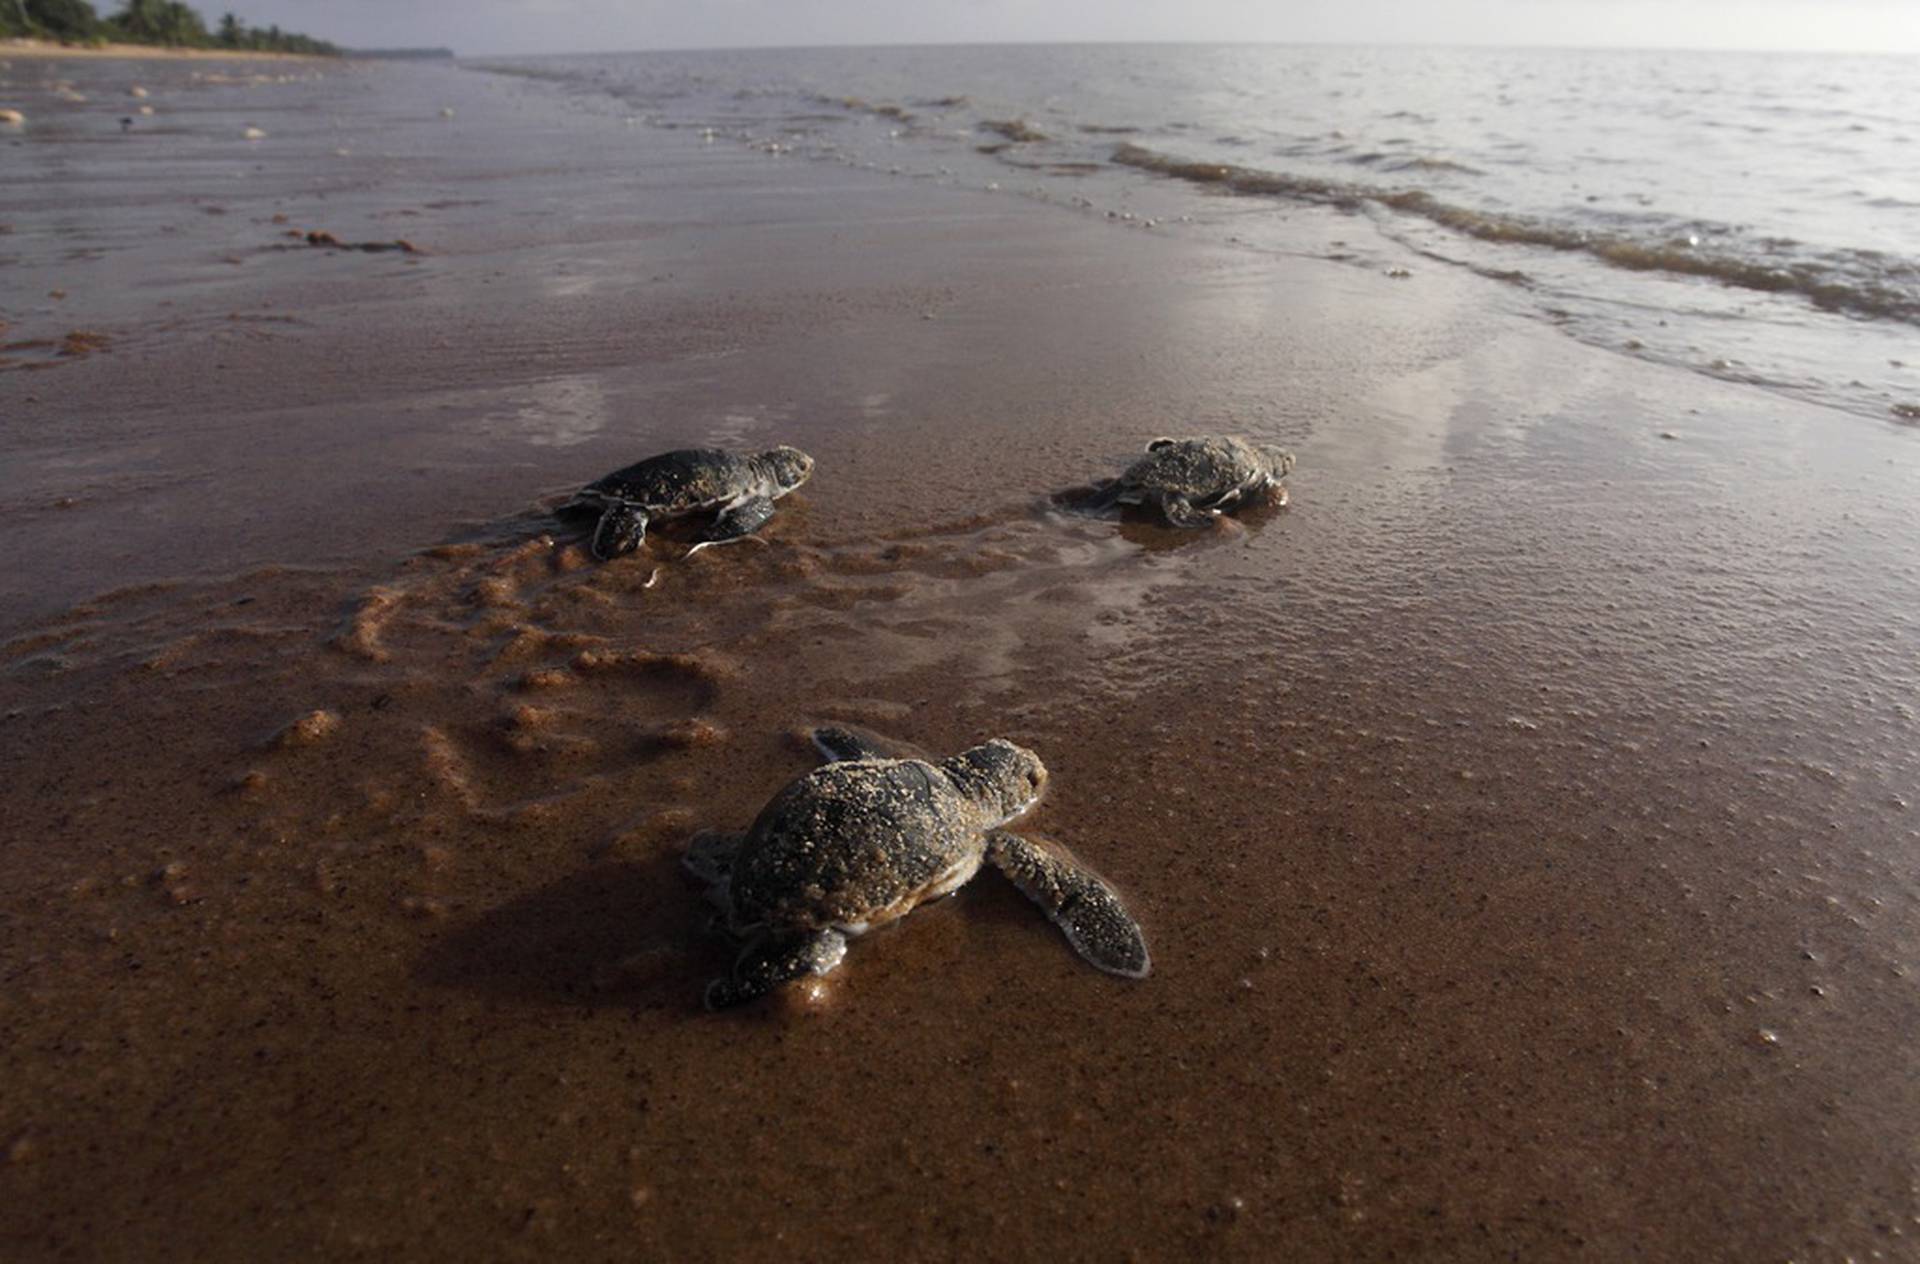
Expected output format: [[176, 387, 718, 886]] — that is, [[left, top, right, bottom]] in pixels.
[[2, 37, 319, 61], [3, 51, 1918, 1261]]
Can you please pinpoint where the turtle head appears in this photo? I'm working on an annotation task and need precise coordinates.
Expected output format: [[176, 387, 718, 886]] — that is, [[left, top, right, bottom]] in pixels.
[[759, 446, 815, 495], [941, 738, 1049, 827]]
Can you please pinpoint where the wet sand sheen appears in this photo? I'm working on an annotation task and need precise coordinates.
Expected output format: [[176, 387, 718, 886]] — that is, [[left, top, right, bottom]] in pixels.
[[4, 56, 1920, 1261]]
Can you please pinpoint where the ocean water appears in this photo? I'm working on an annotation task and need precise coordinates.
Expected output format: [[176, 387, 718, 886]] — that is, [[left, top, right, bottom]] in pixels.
[[475, 43, 1920, 424]]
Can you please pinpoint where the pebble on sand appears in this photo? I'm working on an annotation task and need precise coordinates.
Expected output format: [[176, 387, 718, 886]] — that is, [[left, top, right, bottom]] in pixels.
[[128, 85, 149, 99], [0, 109, 24, 126], [243, 126, 267, 141]]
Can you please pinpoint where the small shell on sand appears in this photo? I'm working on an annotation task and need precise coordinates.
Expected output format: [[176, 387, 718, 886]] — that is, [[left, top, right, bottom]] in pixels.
[[243, 126, 267, 141], [128, 85, 149, 99], [0, 110, 24, 126], [137, 105, 154, 116]]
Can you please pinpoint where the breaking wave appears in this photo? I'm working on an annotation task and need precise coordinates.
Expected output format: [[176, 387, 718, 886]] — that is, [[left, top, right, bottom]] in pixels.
[[1111, 143, 1920, 326]]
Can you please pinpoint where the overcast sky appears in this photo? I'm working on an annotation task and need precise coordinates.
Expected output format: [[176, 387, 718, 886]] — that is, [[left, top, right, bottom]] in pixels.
[[224, 0, 1920, 57]]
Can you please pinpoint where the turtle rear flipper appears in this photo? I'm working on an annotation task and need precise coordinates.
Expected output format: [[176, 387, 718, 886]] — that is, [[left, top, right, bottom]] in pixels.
[[591, 502, 650, 560], [685, 495, 776, 556], [985, 831, 1151, 979], [706, 929, 847, 1009], [1061, 478, 1125, 515]]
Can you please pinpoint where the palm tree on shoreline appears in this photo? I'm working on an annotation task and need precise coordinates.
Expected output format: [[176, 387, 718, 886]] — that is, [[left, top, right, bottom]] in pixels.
[[3, 0, 335, 52]]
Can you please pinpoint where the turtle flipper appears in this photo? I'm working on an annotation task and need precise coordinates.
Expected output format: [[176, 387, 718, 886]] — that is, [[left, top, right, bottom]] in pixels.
[[554, 493, 603, 522], [1061, 478, 1125, 515], [984, 830, 1151, 979], [1159, 493, 1215, 529], [591, 501, 650, 560], [682, 830, 744, 888], [685, 495, 776, 556], [706, 929, 848, 1009], [1208, 485, 1246, 514]]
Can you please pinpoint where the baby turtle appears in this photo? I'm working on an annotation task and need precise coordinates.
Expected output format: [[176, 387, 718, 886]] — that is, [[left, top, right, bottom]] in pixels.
[[685, 727, 1151, 1009], [1080, 435, 1294, 527], [558, 446, 814, 561]]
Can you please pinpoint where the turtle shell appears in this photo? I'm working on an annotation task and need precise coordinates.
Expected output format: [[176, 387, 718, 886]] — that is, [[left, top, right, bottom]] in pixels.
[[584, 448, 761, 513], [727, 760, 984, 932], [1121, 436, 1270, 500]]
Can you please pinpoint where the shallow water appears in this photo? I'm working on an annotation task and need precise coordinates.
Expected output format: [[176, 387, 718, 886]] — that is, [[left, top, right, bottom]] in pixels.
[[473, 43, 1920, 424], [3, 50, 1920, 1261]]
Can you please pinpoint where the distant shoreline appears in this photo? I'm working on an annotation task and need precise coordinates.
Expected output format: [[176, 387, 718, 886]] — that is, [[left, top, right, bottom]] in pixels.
[[0, 37, 322, 61]]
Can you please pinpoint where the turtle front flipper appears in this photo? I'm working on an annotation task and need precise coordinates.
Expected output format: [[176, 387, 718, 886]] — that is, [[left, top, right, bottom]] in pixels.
[[685, 495, 776, 556], [706, 929, 848, 1010], [591, 501, 650, 560], [984, 831, 1151, 979], [1159, 492, 1215, 529], [1208, 485, 1247, 514], [682, 830, 745, 889]]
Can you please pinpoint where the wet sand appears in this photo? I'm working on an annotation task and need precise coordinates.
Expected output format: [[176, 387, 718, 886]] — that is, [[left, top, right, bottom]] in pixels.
[[4, 56, 1920, 1262]]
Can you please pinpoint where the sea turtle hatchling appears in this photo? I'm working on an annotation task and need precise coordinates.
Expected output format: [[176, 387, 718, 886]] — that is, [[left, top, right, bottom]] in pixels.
[[684, 727, 1151, 1009], [1079, 435, 1294, 527], [557, 446, 814, 561]]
